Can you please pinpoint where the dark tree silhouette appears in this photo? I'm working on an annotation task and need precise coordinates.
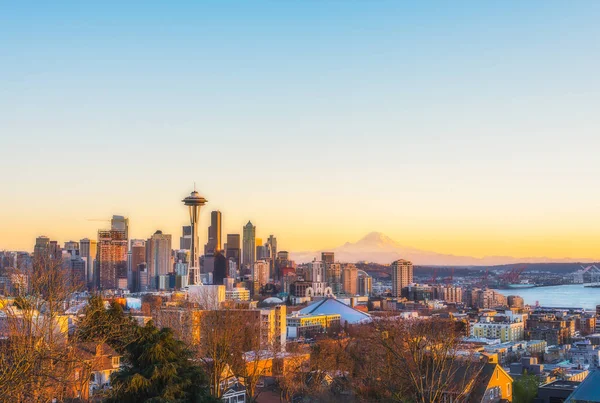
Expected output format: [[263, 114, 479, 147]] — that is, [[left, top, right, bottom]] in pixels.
[[106, 322, 216, 403]]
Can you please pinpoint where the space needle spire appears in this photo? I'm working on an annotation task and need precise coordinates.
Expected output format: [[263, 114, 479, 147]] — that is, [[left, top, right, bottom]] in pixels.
[[182, 187, 207, 285]]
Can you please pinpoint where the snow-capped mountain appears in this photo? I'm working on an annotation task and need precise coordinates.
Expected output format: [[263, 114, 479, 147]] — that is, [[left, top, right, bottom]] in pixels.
[[290, 232, 590, 266]]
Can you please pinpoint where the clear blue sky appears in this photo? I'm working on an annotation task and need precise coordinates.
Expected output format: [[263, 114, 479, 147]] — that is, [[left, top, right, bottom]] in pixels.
[[2, 1, 600, 258]]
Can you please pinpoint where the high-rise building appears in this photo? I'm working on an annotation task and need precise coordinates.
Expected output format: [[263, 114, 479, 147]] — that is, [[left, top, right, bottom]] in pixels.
[[201, 255, 215, 277], [596, 305, 600, 333], [306, 260, 327, 297], [97, 228, 128, 290], [254, 260, 269, 286], [64, 241, 79, 256], [180, 225, 195, 250], [146, 231, 173, 282], [225, 234, 241, 274], [323, 252, 338, 292], [69, 255, 87, 290], [138, 263, 150, 292], [391, 259, 413, 297], [128, 239, 146, 292], [182, 188, 207, 285], [326, 263, 342, 294], [228, 259, 238, 279], [275, 250, 291, 281], [256, 238, 266, 260], [342, 264, 358, 296], [80, 238, 97, 288], [111, 215, 129, 239], [213, 252, 227, 285], [243, 221, 256, 268], [205, 211, 222, 254], [267, 235, 277, 278], [33, 236, 50, 261], [358, 273, 372, 296], [470, 288, 507, 309], [321, 252, 334, 265], [433, 285, 463, 303]]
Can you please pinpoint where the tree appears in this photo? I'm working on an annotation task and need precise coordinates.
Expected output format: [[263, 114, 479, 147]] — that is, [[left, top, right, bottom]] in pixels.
[[0, 254, 84, 402], [348, 317, 476, 403], [513, 371, 540, 403], [106, 322, 217, 403], [74, 295, 139, 353]]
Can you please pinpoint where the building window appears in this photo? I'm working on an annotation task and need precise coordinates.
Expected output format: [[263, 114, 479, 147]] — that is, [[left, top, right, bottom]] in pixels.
[[507, 383, 511, 396]]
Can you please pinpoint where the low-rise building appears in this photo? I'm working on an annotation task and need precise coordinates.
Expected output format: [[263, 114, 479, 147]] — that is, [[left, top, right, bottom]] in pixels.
[[443, 360, 514, 402], [297, 297, 371, 326], [73, 342, 122, 399], [225, 288, 250, 302], [471, 321, 525, 342], [564, 369, 600, 402], [286, 312, 341, 339], [568, 340, 600, 369]]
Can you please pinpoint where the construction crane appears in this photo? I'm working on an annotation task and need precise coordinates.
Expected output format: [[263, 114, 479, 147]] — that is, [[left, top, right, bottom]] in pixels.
[[444, 267, 455, 285], [499, 265, 527, 284], [429, 268, 438, 284], [478, 268, 489, 288]]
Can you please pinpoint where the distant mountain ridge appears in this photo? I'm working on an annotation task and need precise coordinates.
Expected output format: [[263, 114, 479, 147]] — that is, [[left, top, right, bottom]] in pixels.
[[290, 232, 594, 266]]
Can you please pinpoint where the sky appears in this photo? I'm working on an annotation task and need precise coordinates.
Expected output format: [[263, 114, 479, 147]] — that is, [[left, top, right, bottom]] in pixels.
[[1, 1, 600, 259]]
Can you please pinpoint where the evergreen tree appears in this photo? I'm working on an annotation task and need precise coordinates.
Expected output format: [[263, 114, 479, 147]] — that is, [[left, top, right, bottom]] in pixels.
[[513, 371, 540, 403], [75, 295, 139, 353], [106, 322, 217, 403]]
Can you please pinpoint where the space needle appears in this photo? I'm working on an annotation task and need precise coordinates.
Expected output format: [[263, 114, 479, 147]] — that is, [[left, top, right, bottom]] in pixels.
[[182, 186, 207, 285]]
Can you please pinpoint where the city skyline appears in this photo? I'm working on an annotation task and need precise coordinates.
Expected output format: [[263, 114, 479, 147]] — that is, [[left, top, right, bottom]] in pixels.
[[4, 184, 600, 262], [3, 3, 600, 402], [2, 2, 600, 259]]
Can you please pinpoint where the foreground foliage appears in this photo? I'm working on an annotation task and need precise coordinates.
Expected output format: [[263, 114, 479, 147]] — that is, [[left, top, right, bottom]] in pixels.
[[106, 322, 216, 403], [513, 371, 540, 403]]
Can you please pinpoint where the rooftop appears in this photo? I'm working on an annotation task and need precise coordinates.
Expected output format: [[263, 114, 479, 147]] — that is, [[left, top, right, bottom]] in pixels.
[[565, 370, 600, 402], [298, 298, 371, 325]]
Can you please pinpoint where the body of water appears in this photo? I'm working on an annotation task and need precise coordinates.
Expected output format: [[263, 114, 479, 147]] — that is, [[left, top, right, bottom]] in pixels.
[[495, 284, 600, 310]]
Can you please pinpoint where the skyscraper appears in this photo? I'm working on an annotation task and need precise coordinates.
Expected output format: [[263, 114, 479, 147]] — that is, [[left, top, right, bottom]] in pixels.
[[182, 188, 207, 285], [180, 225, 194, 250], [33, 236, 50, 260], [342, 264, 358, 296], [225, 234, 241, 273], [358, 272, 372, 296], [111, 215, 129, 239], [391, 259, 413, 297], [321, 252, 334, 265], [80, 238, 97, 288], [275, 250, 291, 281], [254, 260, 269, 286], [205, 211, 222, 254], [243, 221, 256, 268], [267, 235, 277, 279], [255, 238, 265, 260], [34, 236, 63, 262], [128, 239, 146, 292], [146, 230, 173, 283], [97, 227, 128, 290], [69, 255, 87, 290], [64, 241, 79, 255], [327, 262, 342, 294], [213, 251, 227, 285], [49, 240, 61, 260]]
